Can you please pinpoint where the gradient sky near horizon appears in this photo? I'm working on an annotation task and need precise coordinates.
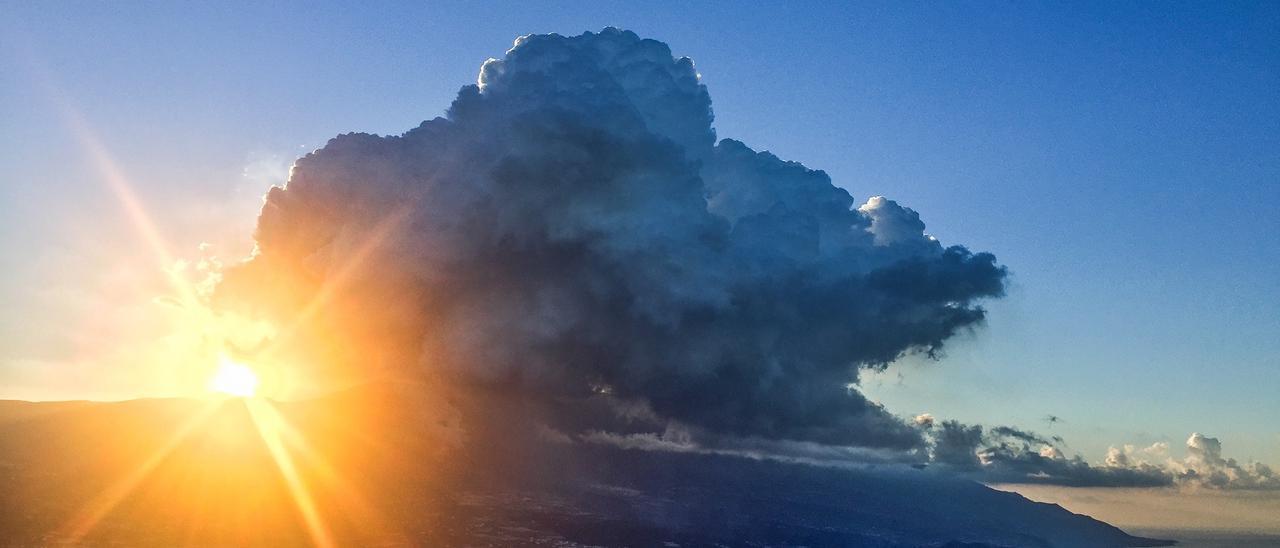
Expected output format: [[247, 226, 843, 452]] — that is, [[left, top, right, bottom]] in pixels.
[[2, 0, 1278, 477]]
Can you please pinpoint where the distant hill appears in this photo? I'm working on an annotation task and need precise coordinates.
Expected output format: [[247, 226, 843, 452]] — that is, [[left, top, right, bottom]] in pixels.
[[0, 386, 1173, 547]]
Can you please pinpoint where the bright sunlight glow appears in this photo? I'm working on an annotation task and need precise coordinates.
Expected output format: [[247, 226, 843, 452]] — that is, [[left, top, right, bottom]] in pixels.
[[209, 356, 259, 397]]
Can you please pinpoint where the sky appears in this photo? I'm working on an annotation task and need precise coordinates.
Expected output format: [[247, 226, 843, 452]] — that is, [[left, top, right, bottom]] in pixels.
[[2, 0, 1278, 495]]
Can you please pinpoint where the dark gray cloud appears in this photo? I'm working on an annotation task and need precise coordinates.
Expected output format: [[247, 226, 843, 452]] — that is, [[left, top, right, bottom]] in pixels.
[[218, 28, 1005, 450]]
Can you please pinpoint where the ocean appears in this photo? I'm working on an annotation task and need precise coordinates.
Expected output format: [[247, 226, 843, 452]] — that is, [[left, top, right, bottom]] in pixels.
[[1133, 529, 1280, 547]]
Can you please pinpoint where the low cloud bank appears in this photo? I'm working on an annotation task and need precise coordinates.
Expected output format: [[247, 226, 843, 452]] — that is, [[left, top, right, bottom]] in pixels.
[[911, 420, 1275, 490], [585, 411, 1277, 491]]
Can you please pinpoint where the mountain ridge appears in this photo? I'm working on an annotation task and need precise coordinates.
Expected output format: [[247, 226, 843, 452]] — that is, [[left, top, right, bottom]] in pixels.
[[0, 391, 1174, 547]]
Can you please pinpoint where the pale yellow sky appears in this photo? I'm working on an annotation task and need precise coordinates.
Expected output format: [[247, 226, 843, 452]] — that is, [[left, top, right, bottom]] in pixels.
[[998, 484, 1280, 535]]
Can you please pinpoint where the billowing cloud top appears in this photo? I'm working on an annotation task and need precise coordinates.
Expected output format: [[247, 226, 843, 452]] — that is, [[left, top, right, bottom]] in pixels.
[[220, 28, 1006, 450]]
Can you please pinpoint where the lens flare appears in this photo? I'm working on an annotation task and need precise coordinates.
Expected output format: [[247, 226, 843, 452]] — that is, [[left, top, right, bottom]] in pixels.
[[209, 356, 259, 397]]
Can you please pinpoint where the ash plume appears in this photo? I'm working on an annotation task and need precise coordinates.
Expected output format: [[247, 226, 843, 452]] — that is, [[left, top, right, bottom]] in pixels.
[[218, 28, 1006, 450]]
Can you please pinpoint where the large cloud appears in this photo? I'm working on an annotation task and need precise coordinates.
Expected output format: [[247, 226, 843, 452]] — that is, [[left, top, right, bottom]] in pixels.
[[217, 28, 1005, 450]]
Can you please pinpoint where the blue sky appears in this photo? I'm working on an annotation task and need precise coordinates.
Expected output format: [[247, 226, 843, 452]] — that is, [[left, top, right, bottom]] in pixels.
[[2, 1, 1277, 466]]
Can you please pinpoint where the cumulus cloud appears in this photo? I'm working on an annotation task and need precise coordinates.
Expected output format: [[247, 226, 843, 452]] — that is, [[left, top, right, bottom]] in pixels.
[[913, 413, 935, 428], [1160, 433, 1278, 490], [217, 28, 1006, 450]]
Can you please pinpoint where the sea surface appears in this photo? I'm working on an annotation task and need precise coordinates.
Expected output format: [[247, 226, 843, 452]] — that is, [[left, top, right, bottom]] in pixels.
[[1132, 529, 1280, 547]]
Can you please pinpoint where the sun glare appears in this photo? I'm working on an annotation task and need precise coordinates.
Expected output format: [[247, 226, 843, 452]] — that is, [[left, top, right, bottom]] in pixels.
[[210, 356, 259, 397]]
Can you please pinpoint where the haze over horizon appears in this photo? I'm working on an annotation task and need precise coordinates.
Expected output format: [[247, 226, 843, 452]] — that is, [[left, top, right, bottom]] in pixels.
[[2, 1, 1278, 538]]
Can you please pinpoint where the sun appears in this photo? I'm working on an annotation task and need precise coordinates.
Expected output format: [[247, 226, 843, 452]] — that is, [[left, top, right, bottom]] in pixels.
[[209, 355, 260, 397]]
